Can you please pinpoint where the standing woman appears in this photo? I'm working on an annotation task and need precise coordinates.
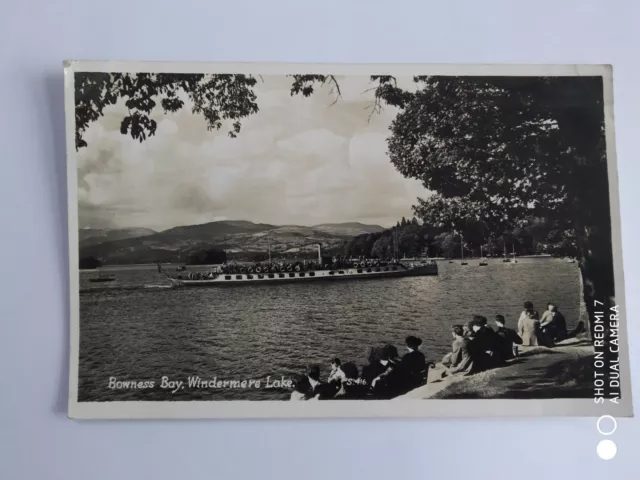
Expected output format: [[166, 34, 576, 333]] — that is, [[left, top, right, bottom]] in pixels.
[[518, 309, 546, 346]]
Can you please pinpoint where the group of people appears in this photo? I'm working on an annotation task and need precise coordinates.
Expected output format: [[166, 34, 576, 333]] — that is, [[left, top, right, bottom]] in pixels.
[[219, 257, 396, 275], [441, 301, 584, 377], [290, 301, 585, 400], [220, 261, 322, 275], [290, 335, 432, 401]]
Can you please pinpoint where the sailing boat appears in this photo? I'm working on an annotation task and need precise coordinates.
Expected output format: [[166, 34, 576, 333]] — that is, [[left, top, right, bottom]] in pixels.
[[502, 242, 511, 262], [175, 247, 187, 271], [460, 236, 467, 265], [479, 245, 488, 266], [512, 243, 518, 263], [89, 266, 116, 283]]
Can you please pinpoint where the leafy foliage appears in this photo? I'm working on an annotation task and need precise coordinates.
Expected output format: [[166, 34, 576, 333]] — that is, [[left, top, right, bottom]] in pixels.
[[187, 248, 227, 265], [288, 75, 342, 104], [341, 217, 575, 260], [75, 73, 259, 149], [382, 77, 603, 235]]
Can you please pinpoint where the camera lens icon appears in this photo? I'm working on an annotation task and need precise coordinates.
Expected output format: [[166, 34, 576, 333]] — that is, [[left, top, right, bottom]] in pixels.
[[596, 416, 617, 460]]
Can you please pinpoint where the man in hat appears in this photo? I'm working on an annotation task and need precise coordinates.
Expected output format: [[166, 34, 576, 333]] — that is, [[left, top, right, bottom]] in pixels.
[[494, 314, 523, 360]]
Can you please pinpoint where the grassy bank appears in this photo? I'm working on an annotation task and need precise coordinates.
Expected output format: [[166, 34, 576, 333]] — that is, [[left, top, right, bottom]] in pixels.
[[398, 337, 594, 400]]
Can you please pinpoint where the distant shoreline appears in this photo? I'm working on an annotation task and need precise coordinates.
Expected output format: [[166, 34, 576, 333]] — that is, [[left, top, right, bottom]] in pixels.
[[80, 255, 567, 271]]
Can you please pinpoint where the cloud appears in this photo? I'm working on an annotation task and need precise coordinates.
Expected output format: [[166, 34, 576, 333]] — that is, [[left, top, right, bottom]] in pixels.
[[77, 75, 431, 230]]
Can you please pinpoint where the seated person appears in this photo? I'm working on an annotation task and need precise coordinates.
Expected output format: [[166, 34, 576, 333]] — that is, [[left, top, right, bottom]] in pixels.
[[306, 365, 338, 400], [470, 315, 504, 368], [540, 302, 568, 343], [399, 335, 428, 391], [328, 358, 346, 384], [334, 361, 363, 399], [369, 345, 401, 399], [518, 309, 546, 346], [494, 315, 523, 360], [517, 301, 539, 333], [362, 347, 385, 386], [290, 374, 311, 401], [442, 325, 477, 376]]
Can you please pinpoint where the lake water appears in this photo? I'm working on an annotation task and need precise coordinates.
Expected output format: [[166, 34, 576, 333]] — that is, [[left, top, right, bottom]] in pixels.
[[78, 258, 581, 401]]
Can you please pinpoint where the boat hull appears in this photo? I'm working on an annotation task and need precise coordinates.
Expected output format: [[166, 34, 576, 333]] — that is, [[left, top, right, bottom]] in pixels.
[[89, 276, 116, 283], [169, 264, 438, 287]]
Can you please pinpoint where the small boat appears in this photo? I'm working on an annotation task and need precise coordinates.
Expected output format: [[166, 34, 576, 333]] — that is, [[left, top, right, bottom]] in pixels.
[[460, 236, 467, 265], [89, 275, 116, 283], [89, 268, 116, 283], [479, 246, 488, 266], [502, 243, 511, 262]]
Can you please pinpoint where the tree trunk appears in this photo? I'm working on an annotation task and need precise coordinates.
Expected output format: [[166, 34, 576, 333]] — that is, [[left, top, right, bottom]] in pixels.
[[553, 77, 623, 399]]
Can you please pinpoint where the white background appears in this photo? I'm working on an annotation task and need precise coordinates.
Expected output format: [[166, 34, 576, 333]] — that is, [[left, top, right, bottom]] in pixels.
[[1, 1, 638, 478]]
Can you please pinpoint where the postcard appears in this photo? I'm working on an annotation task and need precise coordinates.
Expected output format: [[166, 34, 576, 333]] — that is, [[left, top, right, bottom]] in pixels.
[[64, 62, 631, 419]]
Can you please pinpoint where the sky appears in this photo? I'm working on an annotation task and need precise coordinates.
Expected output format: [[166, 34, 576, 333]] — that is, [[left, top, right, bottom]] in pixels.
[[76, 74, 431, 231]]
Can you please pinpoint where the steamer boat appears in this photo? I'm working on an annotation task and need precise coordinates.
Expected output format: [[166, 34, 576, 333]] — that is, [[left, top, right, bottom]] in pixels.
[[160, 245, 438, 287]]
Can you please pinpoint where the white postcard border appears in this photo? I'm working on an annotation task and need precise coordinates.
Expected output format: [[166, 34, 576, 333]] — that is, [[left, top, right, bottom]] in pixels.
[[64, 61, 632, 419]]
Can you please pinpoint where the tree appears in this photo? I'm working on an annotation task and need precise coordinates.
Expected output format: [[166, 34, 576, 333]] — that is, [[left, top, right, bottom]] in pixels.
[[187, 248, 227, 265], [434, 233, 457, 259], [371, 236, 392, 259], [79, 256, 102, 269], [383, 76, 612, 346]]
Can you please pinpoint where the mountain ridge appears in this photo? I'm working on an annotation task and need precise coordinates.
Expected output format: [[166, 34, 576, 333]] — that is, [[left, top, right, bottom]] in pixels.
[[79, 220, 384, 264]]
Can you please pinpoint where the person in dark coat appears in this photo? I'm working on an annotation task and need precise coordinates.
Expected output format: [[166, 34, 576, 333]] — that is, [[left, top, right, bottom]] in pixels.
[[370, 345, 401, 398], [306, 365, 337, 400], [362, 347, 385, 386], [399, 335, 427, 390], [470, 315, 503, 369], [494, 314, 523, 360], [290, 374, 311, 401], [334, 361, 363, 399]]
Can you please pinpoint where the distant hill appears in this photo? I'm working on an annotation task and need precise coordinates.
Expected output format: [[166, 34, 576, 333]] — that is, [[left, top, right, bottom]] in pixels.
[[157, 220, 278, 242], [312, 222, 385, 236], [78, 220, 380, 265], [79, 227, 157, 247]]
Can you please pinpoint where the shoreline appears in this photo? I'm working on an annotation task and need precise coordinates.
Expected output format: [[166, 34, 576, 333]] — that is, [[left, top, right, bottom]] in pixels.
[[397, 337, 594, 400], [80, 255, 566, 270]]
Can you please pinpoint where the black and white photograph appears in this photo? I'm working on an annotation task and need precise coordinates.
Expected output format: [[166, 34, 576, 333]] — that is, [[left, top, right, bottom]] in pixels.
[[65, 62, 631, 419]]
